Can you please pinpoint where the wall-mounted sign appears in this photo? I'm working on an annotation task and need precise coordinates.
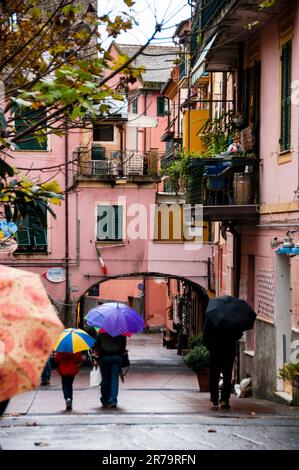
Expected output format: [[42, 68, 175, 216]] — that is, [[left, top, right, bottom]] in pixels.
[[46, 267, 66, 283], [137, 283, 144, 291], [88, 284, 100, 297]]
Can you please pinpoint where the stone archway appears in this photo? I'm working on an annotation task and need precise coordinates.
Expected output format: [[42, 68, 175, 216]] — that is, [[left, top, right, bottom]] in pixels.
[[77, 271, 209, 341]]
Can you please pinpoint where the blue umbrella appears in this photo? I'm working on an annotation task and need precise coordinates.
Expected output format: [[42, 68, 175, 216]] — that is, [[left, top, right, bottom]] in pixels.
[[54, 328, 96, 352], [86, 302, 145, 337]]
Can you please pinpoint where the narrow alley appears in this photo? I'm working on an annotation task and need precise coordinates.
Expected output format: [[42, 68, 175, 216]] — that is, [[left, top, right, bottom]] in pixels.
[[1, 334, 298, 450]]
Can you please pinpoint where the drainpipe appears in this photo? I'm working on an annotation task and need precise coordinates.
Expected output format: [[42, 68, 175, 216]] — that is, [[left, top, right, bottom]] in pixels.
[[228, 223, 241, 384], [143, 92, 147, 156], [209, 73, 213, 122], [228, 223, 241, 298], [237, 43, 244, 114], [76, 191, 80, 264], [64, 118, 71, 326], [178, 85, 181, 142]]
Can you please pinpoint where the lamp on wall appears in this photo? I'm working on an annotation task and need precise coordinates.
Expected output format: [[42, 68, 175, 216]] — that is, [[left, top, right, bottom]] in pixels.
[[276, 237, 299, 255]]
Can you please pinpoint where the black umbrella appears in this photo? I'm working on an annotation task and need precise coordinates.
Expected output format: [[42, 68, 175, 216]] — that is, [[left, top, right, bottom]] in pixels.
[[205, 295, 256, 333]]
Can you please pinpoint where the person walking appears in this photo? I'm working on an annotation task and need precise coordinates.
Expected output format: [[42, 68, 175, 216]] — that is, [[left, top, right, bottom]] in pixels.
[[54, 351, 83, 411], [40, 356, 52, 386], [94, 332, 126, 409], [203, 317, 242, 409]]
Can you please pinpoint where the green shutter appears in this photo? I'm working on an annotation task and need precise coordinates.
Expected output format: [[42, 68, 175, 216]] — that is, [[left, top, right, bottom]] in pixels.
[[97, 205, 123, 241], [132, 97, 137, 114], [16, 229, 31, 245], [280, 40, 292, 152], [16, 206, 47, 250], [15, 108, 47, 151], [157, 97, 165, 116], [34, 229, 47, 246], [115, 205, 123, 240]]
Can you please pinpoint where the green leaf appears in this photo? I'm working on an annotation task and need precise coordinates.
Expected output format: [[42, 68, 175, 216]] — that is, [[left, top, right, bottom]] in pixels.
[[124, 0, 135, 6], [0, 158, 15, 178], [11, 97, 33, 108]]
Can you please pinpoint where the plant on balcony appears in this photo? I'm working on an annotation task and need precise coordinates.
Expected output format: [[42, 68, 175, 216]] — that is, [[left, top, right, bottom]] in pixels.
[[159, 152, 190, 194], [198, 112, 235, 158]]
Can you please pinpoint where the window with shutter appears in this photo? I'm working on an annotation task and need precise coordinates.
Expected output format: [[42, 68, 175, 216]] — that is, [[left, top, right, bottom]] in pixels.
[[132, 97, 138, 114], [15, 205, 48, 253], [97, 205, 123, 241], [93, 124, 114, 141], [15, 107, 48, 151], [157, 97, 166, 116], [280, 40, 292, 152]]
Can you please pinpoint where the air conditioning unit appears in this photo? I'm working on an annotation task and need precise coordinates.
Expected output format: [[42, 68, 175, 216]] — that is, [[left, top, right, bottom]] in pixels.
[[124, 152, 143, 175], [91, 145, 106, 160], [92, 160, 109, 175]]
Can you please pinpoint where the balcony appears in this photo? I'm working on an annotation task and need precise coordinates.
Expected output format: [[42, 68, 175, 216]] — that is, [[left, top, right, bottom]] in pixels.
[[72, 148, 160, 184], [201, 0, 228, 29], [186, 155, 259, 223], [196, 0, 287, 72]]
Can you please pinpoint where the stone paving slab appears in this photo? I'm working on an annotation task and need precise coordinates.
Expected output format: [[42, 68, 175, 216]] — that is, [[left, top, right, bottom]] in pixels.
[[2, 333, 299, 450]]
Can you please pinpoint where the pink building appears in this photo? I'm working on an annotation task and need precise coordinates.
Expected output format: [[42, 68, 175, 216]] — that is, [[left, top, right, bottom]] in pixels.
[[190, 0, 299, 400], [2, 42, 211, 340]]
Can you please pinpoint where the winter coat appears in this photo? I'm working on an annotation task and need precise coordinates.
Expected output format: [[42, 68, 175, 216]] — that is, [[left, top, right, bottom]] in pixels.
[[203, 318, 242, 358], [95, 332, 126, 356], [54, 352, 82, 377]]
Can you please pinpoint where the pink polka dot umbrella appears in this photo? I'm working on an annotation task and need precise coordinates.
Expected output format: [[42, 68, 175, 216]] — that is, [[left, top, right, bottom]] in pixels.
[[0, 265, 64, 402]]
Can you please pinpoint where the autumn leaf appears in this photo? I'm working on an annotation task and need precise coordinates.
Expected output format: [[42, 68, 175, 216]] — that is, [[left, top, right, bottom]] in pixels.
[[124, 0, 135, 7]]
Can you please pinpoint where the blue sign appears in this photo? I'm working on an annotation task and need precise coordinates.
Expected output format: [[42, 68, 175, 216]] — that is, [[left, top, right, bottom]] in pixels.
[[138, 283, 144, 291]]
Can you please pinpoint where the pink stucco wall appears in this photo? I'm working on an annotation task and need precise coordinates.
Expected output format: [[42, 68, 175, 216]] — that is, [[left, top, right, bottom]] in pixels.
[[144, 278, 168, 326], [259, 16, 299, 205], [99, 278, 140, 301]]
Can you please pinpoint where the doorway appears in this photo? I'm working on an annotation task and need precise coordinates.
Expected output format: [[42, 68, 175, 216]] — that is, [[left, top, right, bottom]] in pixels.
[[274, 254, 292, 391]]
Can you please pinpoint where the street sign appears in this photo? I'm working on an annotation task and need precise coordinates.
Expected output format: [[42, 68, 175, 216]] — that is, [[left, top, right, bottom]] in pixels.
[[45, 267, 66, 283]]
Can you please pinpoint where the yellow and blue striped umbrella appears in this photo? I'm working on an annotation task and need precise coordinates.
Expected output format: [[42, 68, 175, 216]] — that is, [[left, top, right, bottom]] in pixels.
[[54, 328, 96, 353]]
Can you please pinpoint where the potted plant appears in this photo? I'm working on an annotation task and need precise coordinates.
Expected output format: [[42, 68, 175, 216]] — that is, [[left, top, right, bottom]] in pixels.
[[183, 338, 210, 392], [278, 362, 299, 405]]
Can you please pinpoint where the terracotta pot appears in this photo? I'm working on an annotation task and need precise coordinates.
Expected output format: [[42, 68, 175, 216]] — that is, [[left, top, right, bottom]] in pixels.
[[196, 368, 210, 392], [292, 374, 299, 406]]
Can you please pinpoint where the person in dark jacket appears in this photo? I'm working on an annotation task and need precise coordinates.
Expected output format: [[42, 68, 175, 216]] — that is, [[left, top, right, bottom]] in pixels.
[[94, 332, 126, 409], [54, 351, 83, 411], [203, 318, 242, 409], [40, 356, 52, 386]]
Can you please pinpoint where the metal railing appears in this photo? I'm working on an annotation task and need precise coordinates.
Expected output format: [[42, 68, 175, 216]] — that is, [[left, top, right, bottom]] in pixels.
[[72, 148, 160, 178], [187, 155, 259, 206]]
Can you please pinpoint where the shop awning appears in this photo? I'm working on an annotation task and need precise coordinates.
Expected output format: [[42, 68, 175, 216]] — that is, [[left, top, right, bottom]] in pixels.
[[191, 34, 218, 85], [127, 113, 157, 128]]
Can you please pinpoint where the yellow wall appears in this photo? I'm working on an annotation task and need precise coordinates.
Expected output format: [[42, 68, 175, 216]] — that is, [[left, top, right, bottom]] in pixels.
[[183, 109, 209, 153]]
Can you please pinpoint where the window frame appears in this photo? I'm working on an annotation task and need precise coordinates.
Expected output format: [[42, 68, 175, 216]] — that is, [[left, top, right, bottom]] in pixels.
[[157, 96, 167, 117], [14, 107, 48, 151], [279, 38, 292, 154], [131, 96, 138, 114], [96, 204, 124, 242], [15, 206, 48, 254], [93, 123, 115, 143]]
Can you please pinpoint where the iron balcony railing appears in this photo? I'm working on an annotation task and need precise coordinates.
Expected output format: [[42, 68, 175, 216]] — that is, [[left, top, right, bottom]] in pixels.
[[72, 147, 161, 178], [179, 57, 188, 81], [186, 155, 259, 207]]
